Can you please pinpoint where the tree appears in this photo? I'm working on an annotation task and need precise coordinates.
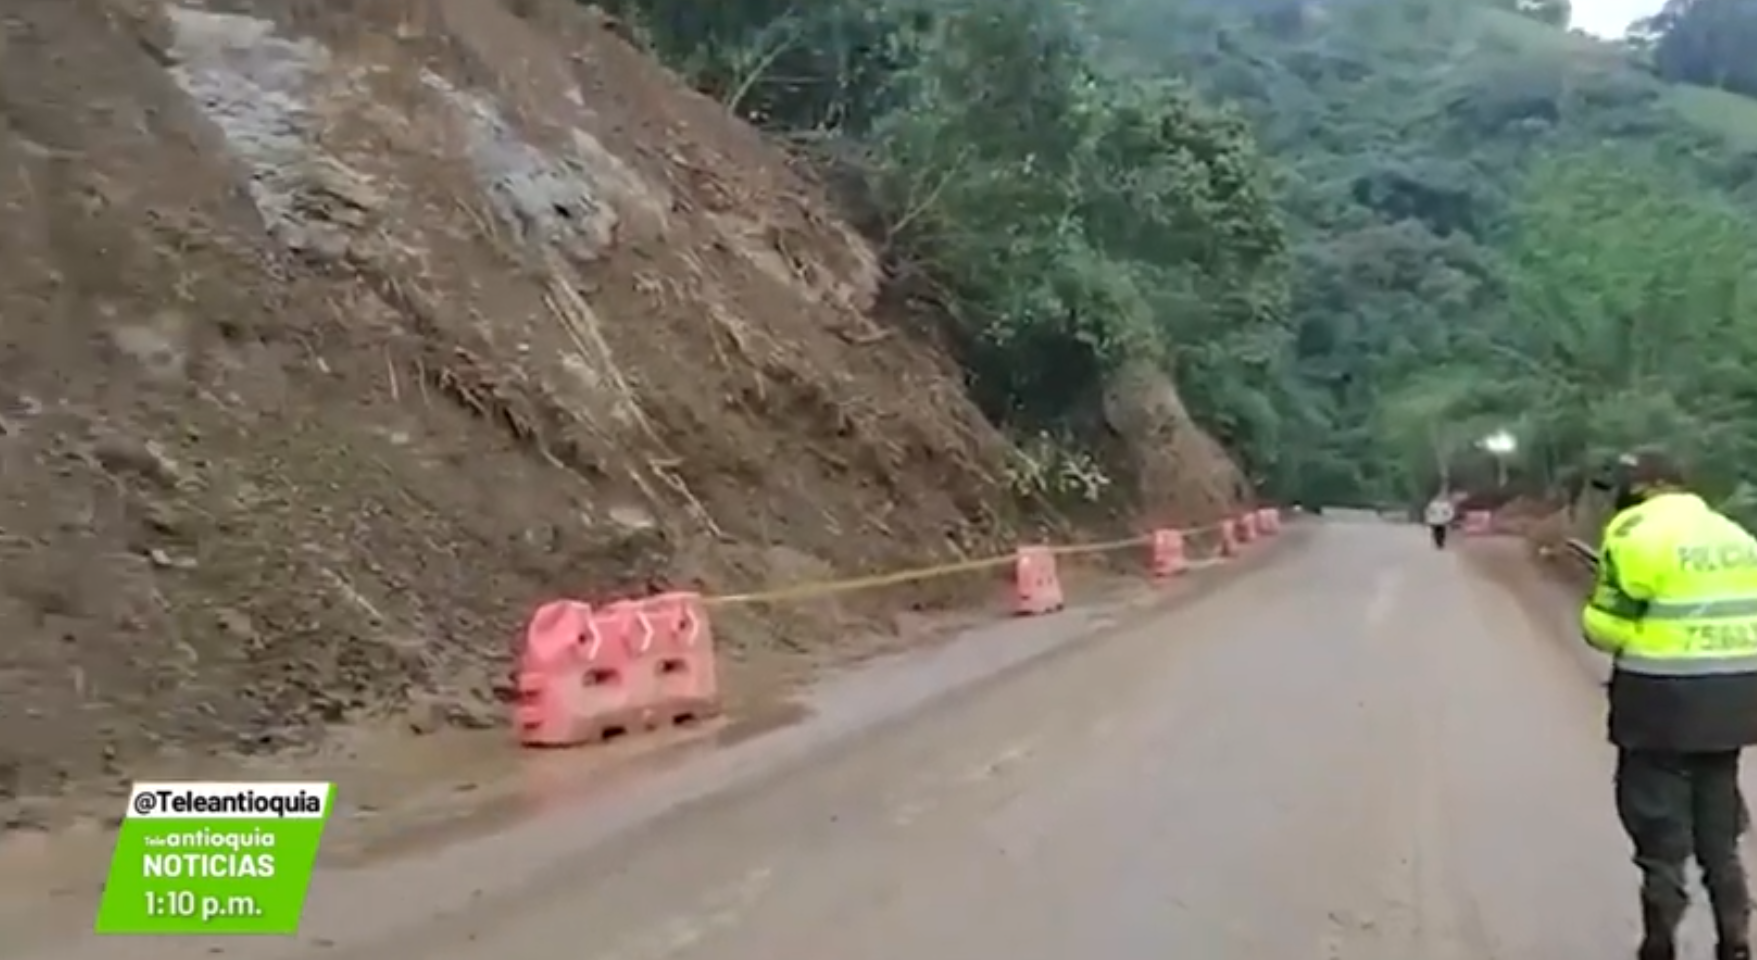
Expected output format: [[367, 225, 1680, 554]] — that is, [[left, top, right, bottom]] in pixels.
[[605, 0, 1757, 511], [1375, 147, 1757, 513], [1643, 0, 1757, 97]]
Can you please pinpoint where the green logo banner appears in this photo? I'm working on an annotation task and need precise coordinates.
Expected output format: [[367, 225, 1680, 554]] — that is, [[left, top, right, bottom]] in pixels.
[[93, 781, 334, 934]]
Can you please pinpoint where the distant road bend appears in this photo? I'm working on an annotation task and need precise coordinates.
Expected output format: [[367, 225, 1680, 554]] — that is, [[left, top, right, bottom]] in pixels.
[[21, 517, 1706, 959]]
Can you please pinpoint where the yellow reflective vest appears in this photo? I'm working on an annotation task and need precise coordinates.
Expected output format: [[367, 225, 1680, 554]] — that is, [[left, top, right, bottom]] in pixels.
[[1583, 492, 1757, 750]]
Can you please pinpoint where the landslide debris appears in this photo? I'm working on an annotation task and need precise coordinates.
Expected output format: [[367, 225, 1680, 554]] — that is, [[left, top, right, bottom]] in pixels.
[[0, 0, 1246, 819]]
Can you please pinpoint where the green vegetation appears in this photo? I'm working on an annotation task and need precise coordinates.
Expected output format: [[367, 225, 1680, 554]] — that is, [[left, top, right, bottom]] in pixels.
[[598, 0, 1757, 518]]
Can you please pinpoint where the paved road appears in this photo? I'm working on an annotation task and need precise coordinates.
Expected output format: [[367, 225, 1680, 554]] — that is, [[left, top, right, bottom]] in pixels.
[[13, 519, 1695, 958]]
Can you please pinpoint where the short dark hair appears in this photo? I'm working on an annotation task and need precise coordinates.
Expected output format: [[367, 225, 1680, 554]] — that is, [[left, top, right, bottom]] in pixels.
[[1619, 448, 1687, 488], [1587, 448, 1687, 492]]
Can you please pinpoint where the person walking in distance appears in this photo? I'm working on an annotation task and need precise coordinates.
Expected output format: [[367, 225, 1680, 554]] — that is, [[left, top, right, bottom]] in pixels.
[[1582, 450, 1757, 960], [1424, 490, 1456, 549]]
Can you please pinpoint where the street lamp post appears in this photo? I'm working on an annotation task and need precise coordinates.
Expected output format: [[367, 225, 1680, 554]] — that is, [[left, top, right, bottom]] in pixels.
[[1479, 430, 1517, 489]]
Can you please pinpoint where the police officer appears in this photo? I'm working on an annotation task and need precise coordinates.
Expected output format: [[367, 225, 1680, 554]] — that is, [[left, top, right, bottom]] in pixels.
[[1583, 449, 1757, 960]]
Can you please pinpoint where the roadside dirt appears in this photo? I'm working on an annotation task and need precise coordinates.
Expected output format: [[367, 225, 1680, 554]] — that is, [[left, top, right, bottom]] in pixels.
[[0, 0, 1248, 829], [0, 528, 1294, 946], [7, 519, 1647, 960]]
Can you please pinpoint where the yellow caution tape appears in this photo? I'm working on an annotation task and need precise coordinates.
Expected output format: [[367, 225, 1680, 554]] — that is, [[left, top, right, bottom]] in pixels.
[[1044, 535, 1148, 556], [705, 554, 1017, 607], [702, 520, 1233, 608]]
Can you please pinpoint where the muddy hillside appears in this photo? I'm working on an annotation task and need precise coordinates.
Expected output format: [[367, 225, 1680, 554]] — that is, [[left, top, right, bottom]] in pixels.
[[0, 0, 1246, 813]]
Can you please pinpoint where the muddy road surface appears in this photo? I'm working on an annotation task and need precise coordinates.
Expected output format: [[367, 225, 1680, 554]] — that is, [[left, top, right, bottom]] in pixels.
[[13, 519, 1686, 958]]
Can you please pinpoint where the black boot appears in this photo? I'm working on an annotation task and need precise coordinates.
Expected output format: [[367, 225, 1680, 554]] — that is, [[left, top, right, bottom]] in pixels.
[[1640, 903, 1678, 960], [1638, 937, 1675, 960], [1710, 890, 1750, 960]]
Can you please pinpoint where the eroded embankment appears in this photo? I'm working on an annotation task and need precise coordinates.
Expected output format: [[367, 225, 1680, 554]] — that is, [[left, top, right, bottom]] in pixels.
[[0, 0, 1248, 824]]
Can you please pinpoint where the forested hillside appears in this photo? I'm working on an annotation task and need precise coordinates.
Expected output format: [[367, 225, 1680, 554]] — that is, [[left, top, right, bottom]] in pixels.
[[603, 0, 1757, 515], [1107, 0, 1757, 512]]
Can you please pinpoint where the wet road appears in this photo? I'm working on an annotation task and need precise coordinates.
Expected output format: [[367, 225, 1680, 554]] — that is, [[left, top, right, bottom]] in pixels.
[[11, 519, 1689, 958]]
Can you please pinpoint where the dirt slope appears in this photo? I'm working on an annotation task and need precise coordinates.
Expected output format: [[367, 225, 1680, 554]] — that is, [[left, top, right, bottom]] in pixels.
[[0, 0, 1245, 819]]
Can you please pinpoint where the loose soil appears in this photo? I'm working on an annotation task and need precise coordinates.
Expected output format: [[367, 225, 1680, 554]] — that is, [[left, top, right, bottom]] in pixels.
[[0, 0, 1247, 831]]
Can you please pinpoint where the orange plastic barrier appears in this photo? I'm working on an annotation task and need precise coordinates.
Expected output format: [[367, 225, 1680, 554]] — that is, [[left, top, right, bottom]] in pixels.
[[515, 504, 1293, 748], [1149, 529, 1187, 580], [516, 600, 647, 747], [1463, 510, 1491, 535], [1013, 545, 1065, 615], [640, 591, 721, 723], [1256, 507, 1280, 535]]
